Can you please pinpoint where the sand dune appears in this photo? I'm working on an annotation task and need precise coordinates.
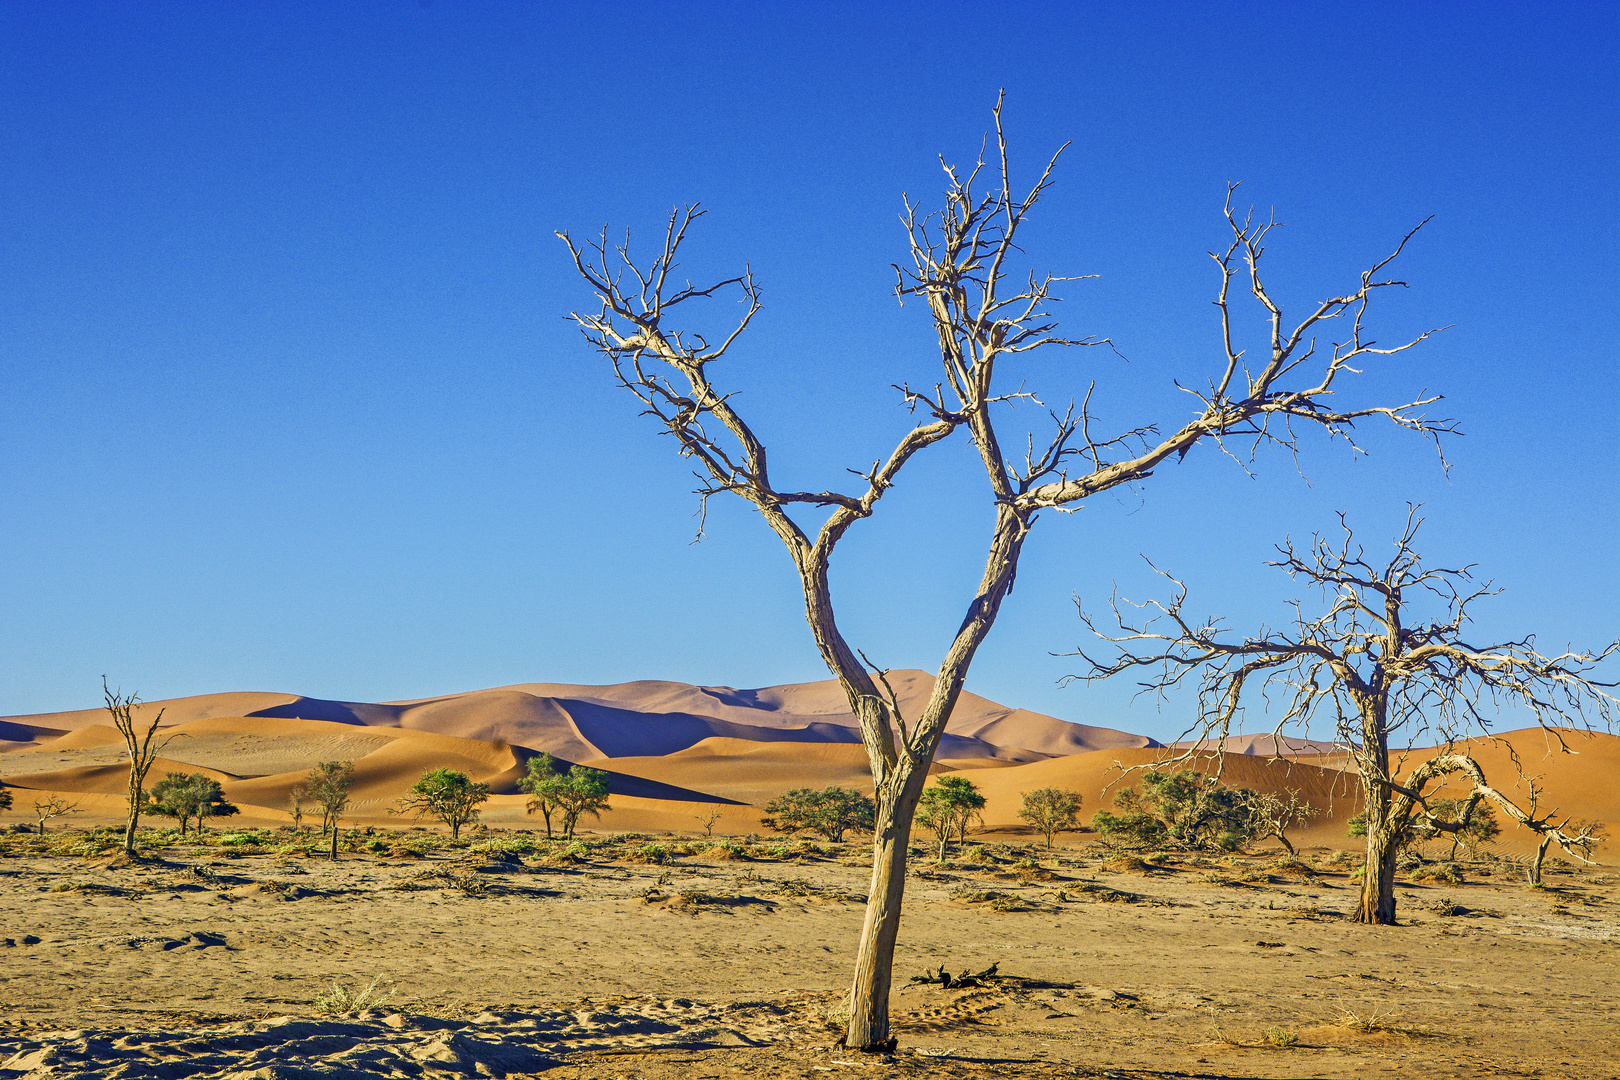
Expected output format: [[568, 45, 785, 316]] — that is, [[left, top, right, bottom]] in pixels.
[[1171, 733, 1349, 756], [3, 676, 1611, 858], [2, 671, 1155, 762]]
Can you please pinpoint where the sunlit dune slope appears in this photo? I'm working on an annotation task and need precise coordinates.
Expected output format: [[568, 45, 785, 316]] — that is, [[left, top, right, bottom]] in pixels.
[[0, 714, 731, 820], [584, 737, 968, 806], [2, 671, 1154, 763]]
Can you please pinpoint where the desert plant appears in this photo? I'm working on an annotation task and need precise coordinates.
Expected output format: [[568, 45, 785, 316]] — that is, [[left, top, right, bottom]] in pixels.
[[915, 776, 985, 861], [313, 976, 397, 1016], [518, 753, 563, 838], [1244, 789, 1318, 856], [695, 805, 724, 838], [287, 784, 307, 831], [305, 761, 355, 860], [1074, 510, 1616, 924], [1092, 771, 1257, 852], [553, 766, 611, 840], [146, 773, 238, 837], [1262, 1026, 1298, 1048], [32, 795, 82, 835], [760, 787, 875, 843], [393, 767, 490, 840], [103, 677, 177, 854], [1018, 787, 1083, 849], [0, 785, 11, 814]]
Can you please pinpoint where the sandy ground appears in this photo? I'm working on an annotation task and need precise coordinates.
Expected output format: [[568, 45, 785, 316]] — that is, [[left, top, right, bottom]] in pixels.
[[1, 831, 1615, 1079]]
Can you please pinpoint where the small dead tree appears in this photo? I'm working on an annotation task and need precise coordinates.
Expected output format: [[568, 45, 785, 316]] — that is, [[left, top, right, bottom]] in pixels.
[[33, 795, 82, 835], [103, 677, 175, 854], [695, 805, 723, 838], [287, 784, 308, 831], [1244, 788, 1319, 856], [1072, 510, 1616, 924], [560, 95, 1451, 1048]]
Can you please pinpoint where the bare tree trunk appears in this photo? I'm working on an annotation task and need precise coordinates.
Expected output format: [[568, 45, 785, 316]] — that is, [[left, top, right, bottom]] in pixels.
[[1529, 834, 1553, 885], [123, 769, 144, 854], [845, 773, 925, 1052], [1357, 815, 1401, 924], [1355, 729, 1400, 925], [330, 826, 338, 861]]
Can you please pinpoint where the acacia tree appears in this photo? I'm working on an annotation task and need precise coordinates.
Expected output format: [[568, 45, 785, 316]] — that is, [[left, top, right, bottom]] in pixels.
[[915, 776, 985, 862], [1073, 510, 1616, 924], [147, 772, 237, 837], [560, 96, 1450, 1049], [104, 678, 174, 855], [519, 753, 562, 838], [305, 760, 355, 860], [395, 767, 490, 840], [1018, 787, 1084, 849]]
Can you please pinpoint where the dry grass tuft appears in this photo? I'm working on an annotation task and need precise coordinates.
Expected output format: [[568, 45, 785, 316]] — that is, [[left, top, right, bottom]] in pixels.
[[313, 976, 396, 1017], [1337, 1008, 1398, 1034]]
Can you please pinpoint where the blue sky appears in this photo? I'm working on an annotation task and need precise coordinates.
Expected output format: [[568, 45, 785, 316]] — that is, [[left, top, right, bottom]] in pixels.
[[2, 1, 1615, 743]]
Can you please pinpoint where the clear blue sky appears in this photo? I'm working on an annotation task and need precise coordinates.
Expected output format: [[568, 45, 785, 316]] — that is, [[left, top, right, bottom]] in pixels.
[[3, 1, 1615, 743]]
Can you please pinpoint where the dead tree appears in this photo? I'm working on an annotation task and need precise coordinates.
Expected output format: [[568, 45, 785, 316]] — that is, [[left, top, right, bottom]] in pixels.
[[1072, 509, 1616, 924], [559, 94, 1451, 1049], [1244, 788, 1319, 856], [32, 795, 82, 835], [103, 677, 175, 855]]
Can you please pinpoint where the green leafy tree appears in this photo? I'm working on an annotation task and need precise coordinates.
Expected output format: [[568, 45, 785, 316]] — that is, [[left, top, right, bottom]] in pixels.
[[553, 766, 611, 840], [1018, 787, 1084, 849], [761, 786, 875, 843], [305, 761, 355, 859], [146, 772, 237, 837], [394, 767, 491, 840], [1092, 770, 1257, 851], [519, 753, 563, 838], [915, 776, 985, 861]]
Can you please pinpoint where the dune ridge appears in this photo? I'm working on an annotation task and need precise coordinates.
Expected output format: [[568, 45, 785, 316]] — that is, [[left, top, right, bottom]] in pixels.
[[3, 670, 1156, 761]]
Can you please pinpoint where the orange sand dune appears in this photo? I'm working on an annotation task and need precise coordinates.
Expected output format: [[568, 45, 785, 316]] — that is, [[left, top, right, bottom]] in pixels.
[[2, 758, 240, 794], [588, 738, 953, 806], [1403, 729, 1620, 839], [2, 671, 1155, 762]]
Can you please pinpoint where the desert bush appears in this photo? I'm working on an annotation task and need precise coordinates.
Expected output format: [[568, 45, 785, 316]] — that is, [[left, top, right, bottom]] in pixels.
[[626, 842, 672, 864], [1262, 1026, 1298, 1048], [1411, 862, 1463, 885], [146, 774, 238, 837], [305, 761, 355, 860], [313, 976, 397, 1017], [1337, 1009, 1397, 1034]]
